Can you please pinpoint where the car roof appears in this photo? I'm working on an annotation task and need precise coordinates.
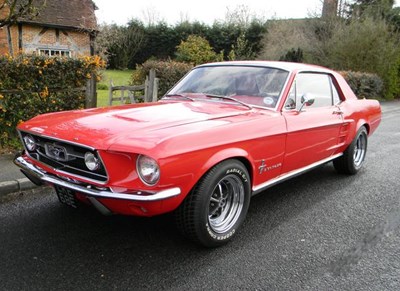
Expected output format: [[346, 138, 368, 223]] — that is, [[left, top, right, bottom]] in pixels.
[[196, 61, 333, 74]]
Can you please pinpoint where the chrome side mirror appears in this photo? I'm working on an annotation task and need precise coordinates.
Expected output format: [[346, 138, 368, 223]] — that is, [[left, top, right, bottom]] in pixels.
[[298, 93, 315, 112]]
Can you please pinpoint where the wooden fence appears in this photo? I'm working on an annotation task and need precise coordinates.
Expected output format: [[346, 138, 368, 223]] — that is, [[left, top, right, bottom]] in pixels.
[[108, 69, 159, 106]]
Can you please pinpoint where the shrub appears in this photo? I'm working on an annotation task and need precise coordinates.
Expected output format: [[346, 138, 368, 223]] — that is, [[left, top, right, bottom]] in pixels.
[[176, 35, 223, 66], [131, 59, 193, 97], [97, 83, 109, 90], [339, 71, 384, 99], [0, 54, 105, 147]]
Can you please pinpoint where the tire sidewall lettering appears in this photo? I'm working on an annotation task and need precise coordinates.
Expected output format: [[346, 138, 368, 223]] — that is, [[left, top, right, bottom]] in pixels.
[[226, 168, 248, 183], [206, 222, 236, 241], [203, 164, 249, 242]]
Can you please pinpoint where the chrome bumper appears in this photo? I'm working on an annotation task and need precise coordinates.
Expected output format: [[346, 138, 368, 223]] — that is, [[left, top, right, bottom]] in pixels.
[[14, 156, 181, 202]]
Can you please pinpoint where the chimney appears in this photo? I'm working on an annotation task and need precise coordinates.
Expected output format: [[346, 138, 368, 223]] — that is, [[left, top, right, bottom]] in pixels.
[[322, 0, 339, 18]]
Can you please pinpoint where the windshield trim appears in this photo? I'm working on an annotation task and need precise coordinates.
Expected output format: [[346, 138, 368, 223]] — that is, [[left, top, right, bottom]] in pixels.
[[165, 65, 291, 112]]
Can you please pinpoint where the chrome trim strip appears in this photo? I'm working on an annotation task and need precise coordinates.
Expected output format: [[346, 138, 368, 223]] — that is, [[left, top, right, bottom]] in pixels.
[[18, 130, 110, 184], [19, 130, 96, 151], [14, 156, 181, 202], [252, 153, 343, 194]]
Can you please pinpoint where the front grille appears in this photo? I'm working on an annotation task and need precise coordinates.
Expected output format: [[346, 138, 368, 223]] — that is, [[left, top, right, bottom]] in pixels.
[[20, 131, 108, 183]]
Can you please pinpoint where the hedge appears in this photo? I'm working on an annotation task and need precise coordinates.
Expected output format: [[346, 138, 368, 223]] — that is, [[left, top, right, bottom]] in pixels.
[[130, 61, 384, 101], [339, 71, 384, 100], [0, 54, 105, 146]]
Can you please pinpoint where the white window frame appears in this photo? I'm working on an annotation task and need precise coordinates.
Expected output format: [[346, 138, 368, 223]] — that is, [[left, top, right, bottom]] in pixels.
[[38, 49, 71, 57]]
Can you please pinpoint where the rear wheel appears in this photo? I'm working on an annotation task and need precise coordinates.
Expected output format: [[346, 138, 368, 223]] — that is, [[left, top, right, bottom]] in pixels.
[[175, 159, 251, 247], [334, 126, 368, 175]]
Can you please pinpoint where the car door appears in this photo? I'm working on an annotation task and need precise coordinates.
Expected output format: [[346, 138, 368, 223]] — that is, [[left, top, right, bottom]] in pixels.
[[281, 72, 343, 174]]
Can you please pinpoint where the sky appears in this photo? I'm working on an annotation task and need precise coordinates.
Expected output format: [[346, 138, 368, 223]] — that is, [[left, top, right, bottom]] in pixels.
[[93, 0, 325, 26]]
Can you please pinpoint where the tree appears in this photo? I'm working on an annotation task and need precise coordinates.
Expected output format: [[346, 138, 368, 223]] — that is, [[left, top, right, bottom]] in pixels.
[[316, 17, 400, 99], [175, 35, 223, 65], [95, 21, 145, 69], [279, 48, 304, 62], [228, 32, 256, 60], [0, 0, 45, 27], [347, 0, 395, 20], [258, 13, 400, 99], [258, 19, 317, 61]]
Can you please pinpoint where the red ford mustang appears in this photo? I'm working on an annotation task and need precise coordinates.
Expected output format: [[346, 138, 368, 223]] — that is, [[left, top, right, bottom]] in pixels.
[[15, 61, 381, 247]]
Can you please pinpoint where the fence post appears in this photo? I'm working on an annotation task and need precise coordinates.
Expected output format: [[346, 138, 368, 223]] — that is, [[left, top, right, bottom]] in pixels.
[[85, 75, 97, 108], [108, 79, 113, 106], [144, 76, 149, 101], [152, 78, 159, 102], [146, 69, 156, 102]]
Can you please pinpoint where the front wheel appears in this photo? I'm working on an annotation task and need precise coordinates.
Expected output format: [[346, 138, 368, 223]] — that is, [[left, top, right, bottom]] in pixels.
[[175, 160, 251, 247], [334, 126, 368, 175]]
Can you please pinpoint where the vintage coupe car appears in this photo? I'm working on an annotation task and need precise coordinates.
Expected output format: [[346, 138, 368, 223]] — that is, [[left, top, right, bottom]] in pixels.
[[14, 61, 381, 247]]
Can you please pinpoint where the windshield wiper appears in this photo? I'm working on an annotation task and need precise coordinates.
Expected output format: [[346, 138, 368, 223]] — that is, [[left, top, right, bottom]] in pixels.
[[203, 93, 253, 110], [164, 94, 195, 101]]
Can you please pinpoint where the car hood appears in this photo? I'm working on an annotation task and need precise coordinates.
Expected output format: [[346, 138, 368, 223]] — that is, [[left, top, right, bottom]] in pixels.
[[19, 101, 271, 152]]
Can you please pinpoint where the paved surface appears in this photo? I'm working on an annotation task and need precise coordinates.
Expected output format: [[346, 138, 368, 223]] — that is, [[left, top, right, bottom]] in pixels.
[[0, 153, 37, 196], [0, 101, 399, 290]]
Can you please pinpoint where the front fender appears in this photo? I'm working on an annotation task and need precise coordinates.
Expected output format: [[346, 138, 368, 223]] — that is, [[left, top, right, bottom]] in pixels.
[[198, 147, 253, 184]]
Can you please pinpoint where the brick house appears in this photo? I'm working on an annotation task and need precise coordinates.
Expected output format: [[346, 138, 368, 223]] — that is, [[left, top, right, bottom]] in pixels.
[[0, 0, 97, 57]]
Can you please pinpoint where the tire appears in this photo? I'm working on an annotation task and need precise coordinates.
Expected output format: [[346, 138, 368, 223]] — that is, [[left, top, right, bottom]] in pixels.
[[175, 159, 251, 247], [333, 126, 368, 175]]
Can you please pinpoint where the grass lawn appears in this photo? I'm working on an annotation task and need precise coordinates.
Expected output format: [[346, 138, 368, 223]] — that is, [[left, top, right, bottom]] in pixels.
[[97, 70, 133, 107]]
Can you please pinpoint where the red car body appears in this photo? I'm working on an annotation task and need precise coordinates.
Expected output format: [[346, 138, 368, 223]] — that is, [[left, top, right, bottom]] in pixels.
[[15, 61, 381, 246]]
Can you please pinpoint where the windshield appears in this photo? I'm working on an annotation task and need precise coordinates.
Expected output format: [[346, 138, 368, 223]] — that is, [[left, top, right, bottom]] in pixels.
[[167, 65, 289, 109]]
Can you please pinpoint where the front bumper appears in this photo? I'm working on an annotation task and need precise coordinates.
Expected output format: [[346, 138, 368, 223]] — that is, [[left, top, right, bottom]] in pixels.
[[14, 155, 181, 202]]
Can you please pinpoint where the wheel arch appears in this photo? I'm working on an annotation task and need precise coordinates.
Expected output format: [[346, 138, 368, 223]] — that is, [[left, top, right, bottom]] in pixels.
[[353, 122, 370, 143], [198, 148, 254, 189], [360, 122, 370, 135]]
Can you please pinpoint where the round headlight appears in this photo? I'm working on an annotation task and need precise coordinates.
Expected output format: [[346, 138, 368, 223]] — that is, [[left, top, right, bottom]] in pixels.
[[137, 155, 160, 186], [24, 135, 36, 151], [84, 152, 100, 171]]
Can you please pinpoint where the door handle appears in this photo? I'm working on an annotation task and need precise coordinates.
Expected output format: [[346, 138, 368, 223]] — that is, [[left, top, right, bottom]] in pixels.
[[333, 109, 343, 115]]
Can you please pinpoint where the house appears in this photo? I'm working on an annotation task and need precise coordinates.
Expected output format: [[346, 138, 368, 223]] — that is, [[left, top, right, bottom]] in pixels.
[[0, 0, 97, 57]]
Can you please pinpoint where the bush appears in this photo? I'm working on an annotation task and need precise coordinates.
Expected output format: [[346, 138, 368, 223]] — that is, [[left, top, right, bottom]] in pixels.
[[0, 54, 105, 147], [97, 83, 109, 90], [131, 59, 193, 97], [339, 71, 384, 99], [176, 35, 223, 66]]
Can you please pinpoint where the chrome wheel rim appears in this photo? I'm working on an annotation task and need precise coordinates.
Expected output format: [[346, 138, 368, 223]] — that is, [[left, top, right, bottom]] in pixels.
[[353, 132, 367, 168], [208, 174, 245, 234]]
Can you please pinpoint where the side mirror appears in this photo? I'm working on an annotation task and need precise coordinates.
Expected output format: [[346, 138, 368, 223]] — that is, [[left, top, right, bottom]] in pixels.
[[298, 93, 315, 112]]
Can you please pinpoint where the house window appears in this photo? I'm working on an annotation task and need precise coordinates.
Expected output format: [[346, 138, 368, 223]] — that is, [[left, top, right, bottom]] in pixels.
[[38, 49, 71, 57]]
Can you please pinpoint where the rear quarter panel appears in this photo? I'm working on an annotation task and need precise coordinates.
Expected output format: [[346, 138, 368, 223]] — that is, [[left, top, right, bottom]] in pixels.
[[337, 98, 381, 153]]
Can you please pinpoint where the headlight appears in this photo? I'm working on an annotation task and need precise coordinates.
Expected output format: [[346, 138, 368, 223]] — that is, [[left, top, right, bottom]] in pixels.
[[137, 155, 160, 186], [84, 152, 100, 171], [23, 135, 36, 151]]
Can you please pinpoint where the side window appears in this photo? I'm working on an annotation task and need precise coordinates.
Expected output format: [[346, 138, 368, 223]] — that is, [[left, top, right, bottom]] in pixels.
[[284, 73, 335, 110]]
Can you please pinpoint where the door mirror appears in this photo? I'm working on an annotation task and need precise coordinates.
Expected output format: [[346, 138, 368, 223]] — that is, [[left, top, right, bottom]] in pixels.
[[298, 93, 315, 112]]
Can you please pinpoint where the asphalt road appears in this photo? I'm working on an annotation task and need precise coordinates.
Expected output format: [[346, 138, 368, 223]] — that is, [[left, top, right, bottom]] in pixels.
[[1, 102, 400, 290]]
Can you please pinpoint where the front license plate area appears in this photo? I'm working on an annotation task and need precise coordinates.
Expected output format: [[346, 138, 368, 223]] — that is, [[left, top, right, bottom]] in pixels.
[[55, 185, 78, 208]]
